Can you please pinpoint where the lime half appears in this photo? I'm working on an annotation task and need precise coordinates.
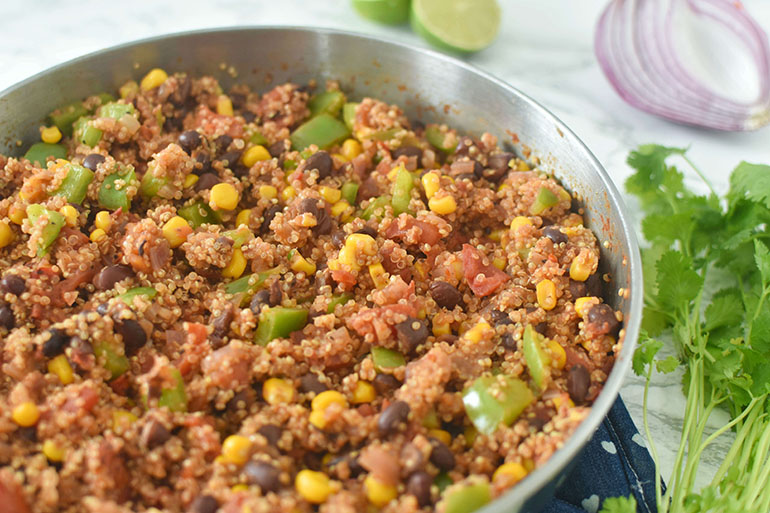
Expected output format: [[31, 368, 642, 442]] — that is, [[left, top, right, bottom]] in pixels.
[[352, 0, 410, 25], [411, 0, 501, 53]]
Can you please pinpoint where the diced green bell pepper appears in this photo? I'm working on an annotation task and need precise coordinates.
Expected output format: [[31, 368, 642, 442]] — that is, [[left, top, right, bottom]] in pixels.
[[94, 341, 130, 380], [225, 268, 280, 306], [254, 307, 309, 346], [426, 125, 456, 154], [327, 293, 354, 314], [49, 102, 89, 136], [139, 170, 169, 198], [74, 117, 103, 147], [360, 195, 391, 221], [530, 187, 559, 215], [25, 204, 65, 257], [158, 368, 187, 412], [23, 143, 67, 167], [99, 166, 136, 211], [522, 324, 551, 391], [371, 346, 405, 371], [290, 113, 350, 151], [462, 375, 534, 435], [364, 127, 402, 142], [222, 225, 253, 248], [283, 159, 298, 171], [309, 90, 347, 118], [341, 182, 359, 205], [96, 92, 116, 105], [98, 101, 136, 120], [249, 131, 268, 145], [343, 102, 358, 130], [391, 166, 414, 216], [178, 201, 221, 228], [443, 482, 491, 513], [118, 287, 158, 305], [435, 473, 453, 493], [53, 163, 94, 205]]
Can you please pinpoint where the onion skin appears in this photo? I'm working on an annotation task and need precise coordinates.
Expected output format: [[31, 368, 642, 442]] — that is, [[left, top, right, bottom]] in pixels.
[[595, 0, 770, 131]]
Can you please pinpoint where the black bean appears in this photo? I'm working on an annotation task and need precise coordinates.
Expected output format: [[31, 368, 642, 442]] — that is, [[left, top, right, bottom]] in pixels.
[[456, 173, 476, 182], [392, 146, 422, 160], [243, 461, 281, 493], [230, 93, 247, 109], [226, 388, 255, 413], [94, 264, 134, 291], [395, 317, 429, 353], [373, 374, 401, 395], [543, 226, 568, 245], [585, 273, 603, 297], [429, 281, 463, 310], [268, 280, 283, 306], [261, 204, 283, 234], [568, 279, 586, 299], [586, 303, 620, 336], [487, 152, 515, 174], [299, 198, 332, 235], [268, 140, 289, 158], [0, 306, 14, 330], [195, 173, 221, 192], [501, 333, 517, 350], [355, 226, 378, 238], [172, 76, 192, 106], [0, 274, 25, 296], [195, 152, 211, 175], [378, 400, 410, 435], [257, 424, 282, 446], [188, 494, 218, 513], [407, 471, 432, 507], [178, 130, 202, 154], [303, 451, 323, 470], [250, 290, 272, 315], [164, 116, 184, 132], [18, 426, 37, 442], [534, 322, 548, 336], [331, 231, 346, 248], [215, 135, 233, 155], [141, 419, 171, 449], [96, 303, 109, 315], [305, 151, 333, 180], [242, 111, 257, 123], [43, 328, 69, 358], [567, 365, 591, 404], [115, 319, 147, 357], [429, 438, 455, 470], [472, 160, 485, 179], [82, 153, 106, 172], [489, 309, 513, 326], [454, 137, 475, 157], [211, 307, 234, 343], [299, 374, 327, 395], [218, 150, 243, 169]]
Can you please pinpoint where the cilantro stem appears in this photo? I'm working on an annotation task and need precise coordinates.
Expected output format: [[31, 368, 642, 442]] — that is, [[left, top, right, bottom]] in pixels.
[[683, 154, 717, 198], [641, 364, 664, 510]]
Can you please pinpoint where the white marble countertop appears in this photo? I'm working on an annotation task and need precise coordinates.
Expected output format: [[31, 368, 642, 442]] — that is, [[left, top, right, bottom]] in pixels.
[[2, 0, 769, 503]]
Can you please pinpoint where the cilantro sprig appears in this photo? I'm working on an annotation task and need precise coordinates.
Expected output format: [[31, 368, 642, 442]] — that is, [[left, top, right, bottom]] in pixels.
[[608, 145, 770, 513]]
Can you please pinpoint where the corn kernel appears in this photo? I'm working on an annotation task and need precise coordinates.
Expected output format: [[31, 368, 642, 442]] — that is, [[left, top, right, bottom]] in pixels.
[[428, 195, 457, 215], [421, 171, 440, 199], [364, 474, 397, 507], [0, 221, 15, 248], [510, 216, 532, 231], [140, 68, 168, 91], [432, 319, 450, 337], [552, 395, 575, 410], [258, 185, 277, 200], [112, 409, 138, 434], [291, 253, 317, 276], [351, 381, 376, 404], [368, 262, 388, 289], [574, 297, 595, 318], [41, 126, 62, 144], [236, 209, 252, 228], [332, 153, 348, 163], [464, 425, 478, 447], [12, 402, 40, 427], [295, 469, 338, 504], [281, 186, 296, 202], [263, 378, 294, 405], [464, 321, 492, 344], [536, 279, 557, 311], [493, 257, 507, 270], [162, 216, 193, 248], [216, 95, 234, 116], [387, 168, 400, 182], [517, 160, 530, 171], [241, 145, 271, 167], [42, 440, 65, 462], [569, 249, 594, 282], [311, 390, 348, 412], [414, 261, 428, 281], [330, 200, 352, 219], [498, 183, 512, 192], [231, 484, 249, 492], [119, 80, 138, 99], [47, 354, 74, 385], [558, 188, 572, 203], [182, 174, 198, 188], [222, 248, 247, 279], [428, 429, 452, 446], [489, 229, 505, 242], [94, 211, 112, 231], [338, 233, 377, 271], [9, 206, 26, 225], [221, 434, 251, 465], [549, 339, 566, 369], [90, 228, 107, 242], [299, 213, 318, 228], [493, 462, 528, 486], [210, 183, 239, 211], [341, 139, 363, 161], [58, 205, 78, 227], [319, 186, 341, 204]]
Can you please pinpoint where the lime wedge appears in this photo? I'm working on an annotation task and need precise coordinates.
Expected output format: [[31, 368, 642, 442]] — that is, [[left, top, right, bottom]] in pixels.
[[411, 0, 501, 53], [352, 0, 410, 25]]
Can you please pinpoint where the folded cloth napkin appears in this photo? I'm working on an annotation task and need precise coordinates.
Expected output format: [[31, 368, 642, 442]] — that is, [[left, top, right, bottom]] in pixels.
[[544, 398, 661, 513]]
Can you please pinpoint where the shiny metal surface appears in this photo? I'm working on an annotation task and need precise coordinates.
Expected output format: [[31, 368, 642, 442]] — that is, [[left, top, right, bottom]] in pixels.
[[0, 27, 642, 513]]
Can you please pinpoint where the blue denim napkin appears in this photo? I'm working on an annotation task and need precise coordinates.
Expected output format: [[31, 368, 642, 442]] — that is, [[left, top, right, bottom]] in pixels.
[[544, 399, 661, 513]]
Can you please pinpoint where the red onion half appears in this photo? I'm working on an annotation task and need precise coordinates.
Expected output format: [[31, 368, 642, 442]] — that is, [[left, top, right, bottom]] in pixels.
[[595, 0, 770, 131]]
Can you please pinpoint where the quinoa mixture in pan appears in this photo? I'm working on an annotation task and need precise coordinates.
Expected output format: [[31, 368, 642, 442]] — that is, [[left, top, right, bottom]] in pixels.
[[0, 69, 623, 513]]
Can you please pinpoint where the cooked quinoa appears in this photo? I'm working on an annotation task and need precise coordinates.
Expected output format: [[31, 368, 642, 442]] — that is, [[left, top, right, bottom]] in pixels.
[[0, 69, 623, 513]]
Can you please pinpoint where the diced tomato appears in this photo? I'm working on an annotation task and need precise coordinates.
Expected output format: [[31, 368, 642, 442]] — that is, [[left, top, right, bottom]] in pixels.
[[0, 478, 31, 513], [194, 105, 245, 138], [384, 215, 441, 246], [461, 244, 509, 297], [331, 269, 357, 290]]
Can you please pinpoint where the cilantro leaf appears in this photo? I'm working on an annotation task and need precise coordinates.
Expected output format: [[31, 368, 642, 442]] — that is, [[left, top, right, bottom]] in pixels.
[[599, 495, 638, 513], [626, 144, 686, 192], [655, 355, 679, 373], [655, 251, 703, 313], [633, 337, 663, 376], [704, 289, 744, 332], [754, 239, 770, 287], [727, 161, 770, 210]]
